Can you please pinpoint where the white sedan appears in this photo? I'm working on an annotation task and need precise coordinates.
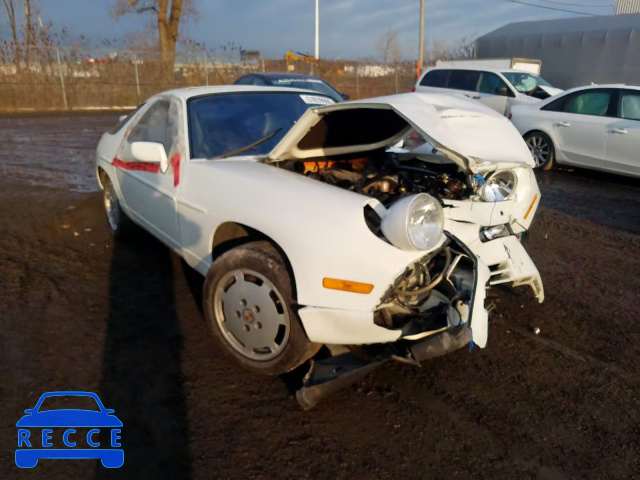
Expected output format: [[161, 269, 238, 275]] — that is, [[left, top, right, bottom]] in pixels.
[[95, 86, 543, 376], [509, 84, 640, 177]]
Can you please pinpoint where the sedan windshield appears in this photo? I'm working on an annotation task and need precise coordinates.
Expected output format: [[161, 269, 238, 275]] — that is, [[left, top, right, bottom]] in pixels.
[[501, 72, 552, 94], [270, 78, 343, 103], [188, 92, 334, 159]]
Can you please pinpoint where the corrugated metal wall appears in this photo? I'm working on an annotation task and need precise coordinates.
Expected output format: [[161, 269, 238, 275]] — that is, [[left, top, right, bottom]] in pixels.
[[616, 0, 640, 14]]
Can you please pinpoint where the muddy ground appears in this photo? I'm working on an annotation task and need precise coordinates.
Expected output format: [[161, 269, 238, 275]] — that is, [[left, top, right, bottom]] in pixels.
[[1, 113, 639, 480]]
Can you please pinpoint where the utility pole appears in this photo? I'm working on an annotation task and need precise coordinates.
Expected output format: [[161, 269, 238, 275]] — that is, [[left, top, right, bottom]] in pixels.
[[418, 0, 425, 79], [315, 0, 320, 59]]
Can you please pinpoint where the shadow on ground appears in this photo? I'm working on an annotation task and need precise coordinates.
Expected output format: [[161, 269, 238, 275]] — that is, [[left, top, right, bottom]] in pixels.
[[96, 230, 192, 479]]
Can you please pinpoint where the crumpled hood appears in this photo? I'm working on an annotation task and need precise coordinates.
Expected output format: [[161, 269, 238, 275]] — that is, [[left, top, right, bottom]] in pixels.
[[538, 85, 563, 97], [267, 92, 534, 172]]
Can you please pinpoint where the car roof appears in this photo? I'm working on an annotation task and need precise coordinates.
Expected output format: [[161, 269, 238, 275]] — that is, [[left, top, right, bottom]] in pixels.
[[156, 85, 328, 101], [559, 83, 640, 94], [242, 72, 324, 81], [427, 66, 537, 74]]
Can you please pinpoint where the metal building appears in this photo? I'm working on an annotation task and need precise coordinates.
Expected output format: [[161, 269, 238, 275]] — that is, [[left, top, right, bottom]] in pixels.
[[616, 0, 640, 14], [475, 13, 640, 89]]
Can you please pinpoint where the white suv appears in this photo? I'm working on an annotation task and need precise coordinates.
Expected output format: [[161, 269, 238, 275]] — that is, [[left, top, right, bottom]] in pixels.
[[415, 67, 562, 116]]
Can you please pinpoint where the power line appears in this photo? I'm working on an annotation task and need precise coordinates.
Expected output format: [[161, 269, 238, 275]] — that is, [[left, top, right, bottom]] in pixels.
[[507, 0, 601, 15]]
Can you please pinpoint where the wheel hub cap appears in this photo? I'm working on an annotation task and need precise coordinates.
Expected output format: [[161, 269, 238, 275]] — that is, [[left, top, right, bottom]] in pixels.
[[213, 269, 291, 361]]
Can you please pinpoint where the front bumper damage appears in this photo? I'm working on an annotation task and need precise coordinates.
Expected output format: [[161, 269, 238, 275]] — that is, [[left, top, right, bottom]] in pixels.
[[299, 231, 541, 355]]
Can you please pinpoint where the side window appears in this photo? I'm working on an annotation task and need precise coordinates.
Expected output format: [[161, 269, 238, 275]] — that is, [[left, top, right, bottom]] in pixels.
[[542, 96, 567, 112], [620, 91, 640, 121], [477, 72, 511, 96], [420, 69, 449, 87], [235, 76, 252, 85], [109, 103, 145, 134], [446, 70, 481, 92], [128, 100, 174, 155], [565, 91, 612, 117]]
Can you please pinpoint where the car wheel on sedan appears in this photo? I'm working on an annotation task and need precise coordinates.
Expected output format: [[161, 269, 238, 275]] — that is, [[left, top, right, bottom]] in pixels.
[[102, 175, 136, 237], [524, 131, 554, 171], [203, 241, 321, 375], [524, 131, 556, 170]]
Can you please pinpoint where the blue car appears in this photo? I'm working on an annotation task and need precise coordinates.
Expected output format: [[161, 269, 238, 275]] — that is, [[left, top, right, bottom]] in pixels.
[[16, 391, 123, 468]]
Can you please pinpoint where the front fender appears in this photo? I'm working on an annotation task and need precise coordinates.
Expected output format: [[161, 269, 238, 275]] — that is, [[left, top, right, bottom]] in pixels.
[[178, 160, 431, 311]]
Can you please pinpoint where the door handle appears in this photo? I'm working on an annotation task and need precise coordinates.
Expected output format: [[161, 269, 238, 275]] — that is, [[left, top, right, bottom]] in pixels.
[[464, 94, 481, 100], [609, 128, 628, 134], [555, 121, 571, 127]]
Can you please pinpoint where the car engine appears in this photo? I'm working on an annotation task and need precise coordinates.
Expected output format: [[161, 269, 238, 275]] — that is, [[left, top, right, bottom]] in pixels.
[[281, 150, 471, 207]]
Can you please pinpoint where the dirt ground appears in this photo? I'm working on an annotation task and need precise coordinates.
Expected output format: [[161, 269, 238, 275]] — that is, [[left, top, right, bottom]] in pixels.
[[1, 113, 640, 480]]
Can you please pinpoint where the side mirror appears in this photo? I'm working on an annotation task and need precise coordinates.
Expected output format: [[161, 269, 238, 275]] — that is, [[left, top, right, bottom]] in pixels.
[[495, 87, 510, 97], [131, 142, 169, 173], [118, 114, 127, 122], [24, 409, 34, 414], [105, 409, 115, 414], [341, 93, 350, 101]]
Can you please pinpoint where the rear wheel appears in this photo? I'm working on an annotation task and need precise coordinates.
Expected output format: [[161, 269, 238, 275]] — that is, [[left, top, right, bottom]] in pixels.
[[203, 241, 320, 375], [524, 131, 555, 171], [103, 176, 135, 237]]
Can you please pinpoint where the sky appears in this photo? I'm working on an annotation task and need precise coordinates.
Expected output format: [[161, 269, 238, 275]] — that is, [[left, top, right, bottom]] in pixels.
[[3, 0, 617, 59]]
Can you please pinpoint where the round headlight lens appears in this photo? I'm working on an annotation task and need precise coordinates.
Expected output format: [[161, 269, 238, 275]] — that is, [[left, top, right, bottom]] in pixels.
[[381, 193, 444, 251], [480, 170, 518, 202]]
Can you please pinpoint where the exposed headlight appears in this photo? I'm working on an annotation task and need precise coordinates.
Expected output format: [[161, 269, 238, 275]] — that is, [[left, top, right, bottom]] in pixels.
[[381, 193, 444, 251], [480, 170, 518, 202], [480, 224, 512, 242]]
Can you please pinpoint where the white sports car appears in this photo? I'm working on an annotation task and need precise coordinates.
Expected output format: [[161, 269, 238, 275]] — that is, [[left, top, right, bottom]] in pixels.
[[95, 86, 543, 376]]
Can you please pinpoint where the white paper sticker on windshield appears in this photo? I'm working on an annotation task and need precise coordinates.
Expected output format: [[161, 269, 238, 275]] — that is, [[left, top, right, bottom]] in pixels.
[[300, 95, 335, 105]]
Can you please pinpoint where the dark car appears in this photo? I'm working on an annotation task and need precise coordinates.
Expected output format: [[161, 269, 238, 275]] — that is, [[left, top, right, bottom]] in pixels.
[[234, 73, 349, 103]]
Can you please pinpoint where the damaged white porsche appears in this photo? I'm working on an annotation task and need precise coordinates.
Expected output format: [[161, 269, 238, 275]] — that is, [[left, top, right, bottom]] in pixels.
[[95, 86, 543, 387]]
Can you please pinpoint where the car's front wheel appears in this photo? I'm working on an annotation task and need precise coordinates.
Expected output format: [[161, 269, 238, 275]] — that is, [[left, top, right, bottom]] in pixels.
[[203, 241, 320, 375], [524, 131, 555, 170]]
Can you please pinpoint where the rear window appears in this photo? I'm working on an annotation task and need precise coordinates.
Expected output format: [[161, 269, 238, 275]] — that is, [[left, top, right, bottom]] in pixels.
[[620, 91, 640, 121], [447, 70, 481, 92], [420, 69, 449, 87]]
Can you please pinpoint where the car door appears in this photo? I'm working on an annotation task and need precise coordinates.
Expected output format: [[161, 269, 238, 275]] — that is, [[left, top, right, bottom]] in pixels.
[[114, 97, 184, 248], [445, 70, 482, 102], [476, 71, 512, 115], [547, 88, 614, 169], [604, 89, 640, 176]]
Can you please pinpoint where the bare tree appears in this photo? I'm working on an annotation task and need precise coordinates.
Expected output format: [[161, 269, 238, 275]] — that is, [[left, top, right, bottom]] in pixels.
[[113, 0, 197, 65], [2, 0, 19, 62], [428, 36, 476, 64], [376, 29, 402, 64]]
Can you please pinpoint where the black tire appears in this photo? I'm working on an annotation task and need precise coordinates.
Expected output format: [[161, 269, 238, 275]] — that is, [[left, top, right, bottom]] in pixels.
[[524, 131, 555, 171], [103, 175, 136, 237], [203, 241, 320, 375]]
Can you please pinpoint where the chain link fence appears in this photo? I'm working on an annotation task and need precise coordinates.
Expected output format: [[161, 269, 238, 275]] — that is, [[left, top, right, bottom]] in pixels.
[[0, 45, 419, 112]]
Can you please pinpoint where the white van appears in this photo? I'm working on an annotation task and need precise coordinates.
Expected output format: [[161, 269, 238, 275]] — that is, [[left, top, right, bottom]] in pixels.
[[414, 67, 563, 116]]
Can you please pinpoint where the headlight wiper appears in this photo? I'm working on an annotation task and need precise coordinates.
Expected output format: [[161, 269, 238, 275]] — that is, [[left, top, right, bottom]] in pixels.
[[209, 127, 283, 160]]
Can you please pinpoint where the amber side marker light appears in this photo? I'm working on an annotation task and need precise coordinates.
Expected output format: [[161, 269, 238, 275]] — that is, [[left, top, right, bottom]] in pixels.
[[322, 278, 374, 294], [524, 194, 538, 220]]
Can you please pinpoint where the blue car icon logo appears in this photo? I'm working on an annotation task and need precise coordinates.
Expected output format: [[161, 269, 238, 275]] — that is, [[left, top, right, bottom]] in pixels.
[[16, 391, 123, 468]]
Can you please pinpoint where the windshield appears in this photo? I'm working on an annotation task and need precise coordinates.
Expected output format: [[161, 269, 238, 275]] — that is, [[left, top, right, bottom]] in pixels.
[[270, 78, 343, 102], [38, 395, 101, 412], [501, 72, 552, 94], [188, 92, 334, 159]]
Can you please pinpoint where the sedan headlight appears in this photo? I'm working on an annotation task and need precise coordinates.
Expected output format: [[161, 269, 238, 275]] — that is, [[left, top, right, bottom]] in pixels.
[[381, 193, 444, 251], [480, 170, 518, 202]]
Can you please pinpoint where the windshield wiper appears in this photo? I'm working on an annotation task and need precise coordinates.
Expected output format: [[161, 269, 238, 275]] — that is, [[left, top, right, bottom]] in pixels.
[[209, 127, 283, 160]]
